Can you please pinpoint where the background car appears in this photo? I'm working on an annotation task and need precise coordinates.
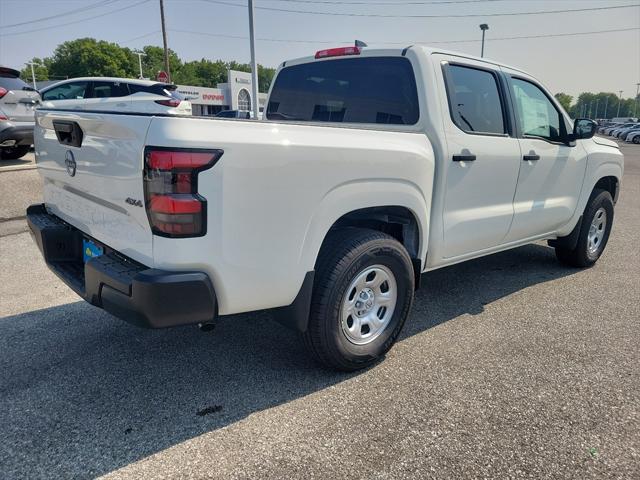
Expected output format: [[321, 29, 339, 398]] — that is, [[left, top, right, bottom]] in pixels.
[[0, 66, 40, 160], [626, 130, 640, 144], [610, 122, 636, 137], [618, 124, 640, 140], [40, 77, 192, 115], [215, 109, 252, 119], [602, 124, 622, 135]]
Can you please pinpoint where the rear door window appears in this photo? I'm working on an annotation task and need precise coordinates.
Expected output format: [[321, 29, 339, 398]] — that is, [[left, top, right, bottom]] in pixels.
[[42, 82, 89, 101], [90, 81, 129, 98], [267, 57, 419, 125], [445, 64, 506, 135]]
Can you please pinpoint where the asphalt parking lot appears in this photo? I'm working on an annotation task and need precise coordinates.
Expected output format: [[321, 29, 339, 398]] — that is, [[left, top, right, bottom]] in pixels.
[[0, 142, 638, 479]]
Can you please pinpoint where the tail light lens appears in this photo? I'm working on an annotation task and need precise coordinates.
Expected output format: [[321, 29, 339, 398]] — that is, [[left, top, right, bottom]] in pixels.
[[155, 98, 181, 107], [0, 87, 7, 99], [144, 147, 223, 237]]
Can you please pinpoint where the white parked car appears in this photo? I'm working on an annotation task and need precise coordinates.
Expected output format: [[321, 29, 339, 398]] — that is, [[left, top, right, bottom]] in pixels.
[[28, 45, 623, 370], [40, 77, 192, 115], [626, 130, 640, 144]]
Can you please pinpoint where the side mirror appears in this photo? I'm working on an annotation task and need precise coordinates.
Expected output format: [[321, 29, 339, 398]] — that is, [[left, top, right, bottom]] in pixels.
[[572, 118, 597, 140]]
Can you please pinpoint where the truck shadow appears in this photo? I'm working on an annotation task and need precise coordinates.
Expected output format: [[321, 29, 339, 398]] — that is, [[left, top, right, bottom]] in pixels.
[[0, 243, 576, 478]]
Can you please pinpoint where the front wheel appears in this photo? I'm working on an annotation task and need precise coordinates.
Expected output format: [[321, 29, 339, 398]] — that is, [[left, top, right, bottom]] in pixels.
[[303, 228, 415, 371], [633, 136, 640, 144], [555, 188, 614, 268]]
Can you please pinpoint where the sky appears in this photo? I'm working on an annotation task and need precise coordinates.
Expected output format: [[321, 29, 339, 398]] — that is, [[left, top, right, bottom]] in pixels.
[[0, 0, 639, 99]]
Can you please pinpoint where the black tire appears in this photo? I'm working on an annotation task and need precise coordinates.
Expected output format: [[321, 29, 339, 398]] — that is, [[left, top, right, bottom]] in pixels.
[[0, 145, 30, 160], [555, 189, 614, 268], [303, 228, 415, 371], [633, 136, 640, 144]]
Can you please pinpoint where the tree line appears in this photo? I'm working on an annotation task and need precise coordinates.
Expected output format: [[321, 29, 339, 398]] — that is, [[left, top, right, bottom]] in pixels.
[[554, 92, 638, 119], [20, 38, 276, 92], [19, 38, 640, 119]]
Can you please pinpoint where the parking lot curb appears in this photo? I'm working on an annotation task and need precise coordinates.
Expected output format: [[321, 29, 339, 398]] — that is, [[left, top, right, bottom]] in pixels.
[[0, 164, 37, 173]]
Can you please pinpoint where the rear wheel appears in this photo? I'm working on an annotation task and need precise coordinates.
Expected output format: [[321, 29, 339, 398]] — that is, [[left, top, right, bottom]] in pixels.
[[555, 189, 614, 268], [633, 136, 640, 144], [303, 228, 415, 371], [0, 145, 30, 160]]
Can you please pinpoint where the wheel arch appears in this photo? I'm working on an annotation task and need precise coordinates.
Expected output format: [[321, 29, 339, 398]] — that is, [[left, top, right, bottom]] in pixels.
[[298, 180, 431, 281]]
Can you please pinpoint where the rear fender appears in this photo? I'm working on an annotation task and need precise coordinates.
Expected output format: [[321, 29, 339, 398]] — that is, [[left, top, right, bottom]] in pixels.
[[298, 179, 431, 272]]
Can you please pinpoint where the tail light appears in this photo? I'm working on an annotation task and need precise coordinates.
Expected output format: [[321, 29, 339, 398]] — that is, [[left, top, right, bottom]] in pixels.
[[0, 87, 7, 99], [315, 46, 361, 59], [143, 147, 223, 237], [155, 98, 181, 107]]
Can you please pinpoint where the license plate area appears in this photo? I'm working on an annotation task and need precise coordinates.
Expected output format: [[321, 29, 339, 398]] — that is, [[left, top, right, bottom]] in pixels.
[[82, 238, 104, 263]]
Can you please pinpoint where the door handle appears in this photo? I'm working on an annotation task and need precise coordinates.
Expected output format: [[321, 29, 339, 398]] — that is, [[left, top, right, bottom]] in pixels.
[[452, 154, 476, 162], [523, 154, 540, 161]]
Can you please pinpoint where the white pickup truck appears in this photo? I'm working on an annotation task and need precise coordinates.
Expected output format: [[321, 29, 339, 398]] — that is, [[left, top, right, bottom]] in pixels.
[[28, 45, 623, 370]]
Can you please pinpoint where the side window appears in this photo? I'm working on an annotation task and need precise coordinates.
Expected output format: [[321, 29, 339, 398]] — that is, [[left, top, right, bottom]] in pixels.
[[91, 81, 129, 99], [510, 78, 563, 142], [446, 65, 506, 135], [42, 82, 89, 101]]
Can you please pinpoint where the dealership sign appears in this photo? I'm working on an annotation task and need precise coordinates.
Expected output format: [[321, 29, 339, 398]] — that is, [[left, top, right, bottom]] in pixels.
[[177, 85, 228, 105]]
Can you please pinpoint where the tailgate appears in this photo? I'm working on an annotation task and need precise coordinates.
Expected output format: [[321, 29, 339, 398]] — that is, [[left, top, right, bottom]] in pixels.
[[1, 89, 39, 122], [34, 110, 154, 265]]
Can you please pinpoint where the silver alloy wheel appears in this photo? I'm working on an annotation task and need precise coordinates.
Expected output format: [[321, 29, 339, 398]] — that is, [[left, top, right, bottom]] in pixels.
[[587, 207, 607, 255], [340, 264, 398, 345]]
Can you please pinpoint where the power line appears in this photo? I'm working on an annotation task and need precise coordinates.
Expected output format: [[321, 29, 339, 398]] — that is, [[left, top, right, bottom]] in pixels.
[[0, 0, 120, 29], [122, 30, 162, 44], [168, 25, 640, 46], [0, 0, 152, 37], [201, 0, 640, 18]]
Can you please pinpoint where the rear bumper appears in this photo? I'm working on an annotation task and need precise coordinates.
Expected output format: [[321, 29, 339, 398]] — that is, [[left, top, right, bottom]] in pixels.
[[0, 123, 34, 146], [26, 204, 217, 328]]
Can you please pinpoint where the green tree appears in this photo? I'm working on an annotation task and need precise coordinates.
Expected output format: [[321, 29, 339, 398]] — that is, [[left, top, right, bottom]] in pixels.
[[19, 57, 50, 84], [48, 38, 136, 79], [554, 92, 572, 112], [135, 45, 181, 80]]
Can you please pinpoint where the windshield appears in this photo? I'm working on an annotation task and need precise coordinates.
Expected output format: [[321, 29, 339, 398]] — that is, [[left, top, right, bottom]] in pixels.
[[267, 57, 419, 125]]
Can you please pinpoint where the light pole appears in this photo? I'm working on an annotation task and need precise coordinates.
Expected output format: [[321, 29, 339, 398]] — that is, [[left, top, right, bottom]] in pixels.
[[594, 98, 599, 119], [616, 90, 623, 118], [634, 82, 640, 118], [26, 61, 41, 89], [479, 24, 489, 58], [134, 51, 146, 79], [248, 0, 259, 119], [603, 95, 609, 119]]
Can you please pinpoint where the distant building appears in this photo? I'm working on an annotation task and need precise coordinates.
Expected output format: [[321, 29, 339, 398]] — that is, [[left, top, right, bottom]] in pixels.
[[177, 70, 267, 116]]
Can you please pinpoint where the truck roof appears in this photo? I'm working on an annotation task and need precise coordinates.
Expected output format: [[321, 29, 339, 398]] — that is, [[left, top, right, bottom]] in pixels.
[[279, 44, 529, 76]]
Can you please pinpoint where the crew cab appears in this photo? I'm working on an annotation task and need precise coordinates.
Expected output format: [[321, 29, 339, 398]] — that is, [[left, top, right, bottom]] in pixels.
[[27, 46, 623, 370]]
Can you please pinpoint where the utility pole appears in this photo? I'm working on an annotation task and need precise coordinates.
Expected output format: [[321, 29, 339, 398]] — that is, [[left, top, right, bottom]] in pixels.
[[26, 61, 40, 89], [616, 90, 623, 118], [248, 0, 259, 119], [159, 0, 171, 82], [479, 24, 489, 58], [603, 95, 609, 119], [634, 82, 640, 118], [134, 52, 146, 79]]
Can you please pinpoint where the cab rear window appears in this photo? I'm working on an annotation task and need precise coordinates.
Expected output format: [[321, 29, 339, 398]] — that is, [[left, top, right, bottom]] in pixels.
[[267, 57, 419, 125]]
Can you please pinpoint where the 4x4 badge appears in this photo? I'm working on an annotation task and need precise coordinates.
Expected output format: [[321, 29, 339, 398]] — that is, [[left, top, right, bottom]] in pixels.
[[65, 150, 76, 177]]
